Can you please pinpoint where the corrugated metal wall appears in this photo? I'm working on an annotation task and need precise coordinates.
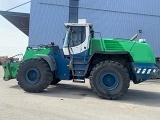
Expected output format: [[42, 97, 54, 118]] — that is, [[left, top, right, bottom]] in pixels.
[[29, 0, 69, 47], [29, 0, 160, 57]]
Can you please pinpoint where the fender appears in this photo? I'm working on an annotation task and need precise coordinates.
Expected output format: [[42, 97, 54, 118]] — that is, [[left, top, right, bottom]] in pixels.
[[35, 54, 57, 71], [88, 51, 133, 63], [84, 51, 134, 77]]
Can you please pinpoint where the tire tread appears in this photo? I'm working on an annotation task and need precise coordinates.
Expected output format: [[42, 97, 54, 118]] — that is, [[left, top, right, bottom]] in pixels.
[[89, 60, 130, 100]]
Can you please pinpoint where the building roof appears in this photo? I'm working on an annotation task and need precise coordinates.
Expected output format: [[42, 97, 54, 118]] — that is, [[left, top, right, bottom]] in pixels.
[[0, 11, 30, 36]]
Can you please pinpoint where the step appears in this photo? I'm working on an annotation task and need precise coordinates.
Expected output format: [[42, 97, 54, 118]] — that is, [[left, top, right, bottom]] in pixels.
[[73, 79, 85, 83], [73, 71, 85, 76], [73, 74, 84, 77], [73, 74, 85, 82], [73, 68, 86, 71], [72, 56, 89, 59], [72, 64, 86, 69], [72, 62, 87, 65], [72, 59, 88, 63], [72, 57, 89, 62]]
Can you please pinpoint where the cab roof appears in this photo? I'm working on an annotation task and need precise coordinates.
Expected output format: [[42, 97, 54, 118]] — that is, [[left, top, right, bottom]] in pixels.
[[64, 19, 93, 27], [64, 23, 93, 27]]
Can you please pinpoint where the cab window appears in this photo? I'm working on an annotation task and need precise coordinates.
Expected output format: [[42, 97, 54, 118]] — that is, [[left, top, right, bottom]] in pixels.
[[69, 26, 86, 47]]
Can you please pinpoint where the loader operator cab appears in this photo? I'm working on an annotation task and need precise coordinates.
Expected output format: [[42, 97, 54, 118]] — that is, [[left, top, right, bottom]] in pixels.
[[63, 19, 93, 56]]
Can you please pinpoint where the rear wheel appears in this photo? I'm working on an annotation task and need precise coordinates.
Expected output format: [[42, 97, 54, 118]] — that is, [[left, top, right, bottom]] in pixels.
[[17, 58, 53, 93], [90, 61, 130, 99]]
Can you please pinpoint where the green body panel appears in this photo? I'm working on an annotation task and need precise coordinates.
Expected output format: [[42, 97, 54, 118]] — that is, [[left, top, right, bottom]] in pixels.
[[129, 42, 155, 63], [2, 61, 20, 81], [2, 47, 52, 81], [23, 47, 51, 60], [90, 38, 155, 63]]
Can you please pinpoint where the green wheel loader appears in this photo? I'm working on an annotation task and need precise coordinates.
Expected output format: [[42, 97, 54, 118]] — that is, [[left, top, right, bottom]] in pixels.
[[2, 20, 159, 99]]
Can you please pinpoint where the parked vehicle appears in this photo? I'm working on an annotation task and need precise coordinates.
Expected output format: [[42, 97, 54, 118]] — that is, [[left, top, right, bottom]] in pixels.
[[2, 20, 159, 99]]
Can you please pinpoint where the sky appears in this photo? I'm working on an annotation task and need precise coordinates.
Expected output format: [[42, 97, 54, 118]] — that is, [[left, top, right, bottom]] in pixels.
[[0, 0, 30, 57]]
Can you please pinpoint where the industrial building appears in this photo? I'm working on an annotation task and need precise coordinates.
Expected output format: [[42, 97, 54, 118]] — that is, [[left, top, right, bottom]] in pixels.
[[0, 0, 160, 57]]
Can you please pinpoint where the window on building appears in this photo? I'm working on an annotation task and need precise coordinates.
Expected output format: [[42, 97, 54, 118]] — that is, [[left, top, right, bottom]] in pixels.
[[69, 0, 79, 23]]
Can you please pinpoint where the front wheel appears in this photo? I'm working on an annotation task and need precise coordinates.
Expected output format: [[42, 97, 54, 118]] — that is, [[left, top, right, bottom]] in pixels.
[[17, 58, 53, 93], [89, 61, 130, 100]]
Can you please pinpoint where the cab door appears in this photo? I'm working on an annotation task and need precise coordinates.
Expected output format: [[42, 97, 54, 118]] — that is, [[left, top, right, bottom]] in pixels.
[[69, 26, 86, 55]]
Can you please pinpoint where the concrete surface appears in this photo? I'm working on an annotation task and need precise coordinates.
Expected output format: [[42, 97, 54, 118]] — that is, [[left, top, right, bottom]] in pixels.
[[0, 66, 160, 120]]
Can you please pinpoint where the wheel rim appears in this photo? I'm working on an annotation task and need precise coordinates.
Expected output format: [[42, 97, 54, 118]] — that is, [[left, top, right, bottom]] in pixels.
[[100, 72, 119, 90], [26, 68, 40, 84]]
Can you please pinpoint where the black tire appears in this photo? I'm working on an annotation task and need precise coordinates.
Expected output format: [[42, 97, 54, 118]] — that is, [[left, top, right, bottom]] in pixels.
[[89, 61, 130, 100], [156, 60, 160, 79], [17, 58, 53, 93], [50, 78, 61, 85]]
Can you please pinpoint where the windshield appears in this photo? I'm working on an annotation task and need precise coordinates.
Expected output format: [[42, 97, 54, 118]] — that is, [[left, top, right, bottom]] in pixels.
[[63, 26, 86, 48], [63, 27, 70, 48]]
